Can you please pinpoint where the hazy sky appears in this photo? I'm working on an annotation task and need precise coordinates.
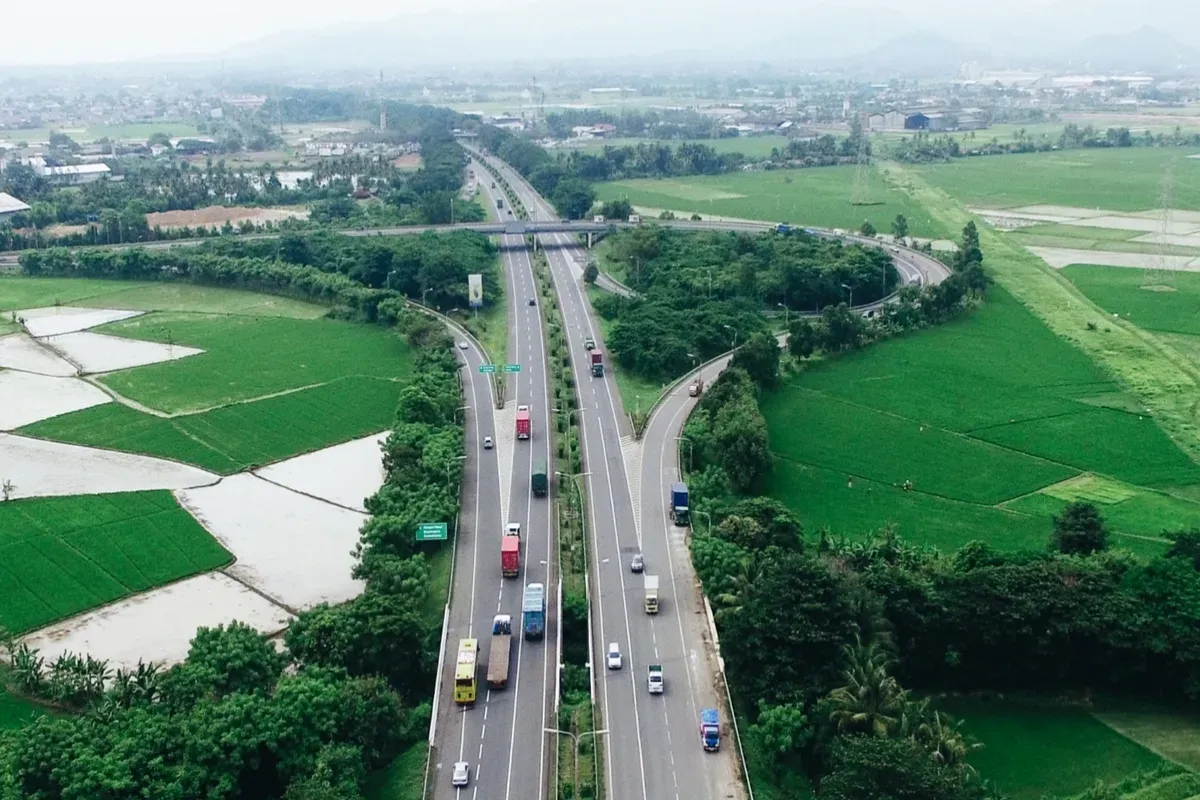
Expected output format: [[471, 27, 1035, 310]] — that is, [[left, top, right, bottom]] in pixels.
[[1, 0, 1194, 68]]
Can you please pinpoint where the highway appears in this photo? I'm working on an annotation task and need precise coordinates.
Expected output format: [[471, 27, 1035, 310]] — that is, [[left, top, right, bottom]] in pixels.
[[473, 149, 745, 800], [430, 176, 557, 800]]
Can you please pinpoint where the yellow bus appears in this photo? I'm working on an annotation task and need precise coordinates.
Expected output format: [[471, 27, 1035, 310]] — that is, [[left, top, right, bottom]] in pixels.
[[454, 639, 479, 705]]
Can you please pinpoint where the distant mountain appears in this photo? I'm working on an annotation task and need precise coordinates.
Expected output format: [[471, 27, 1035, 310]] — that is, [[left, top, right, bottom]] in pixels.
[[827, 31, 986, 76], [1067, 26, 1199, 71]]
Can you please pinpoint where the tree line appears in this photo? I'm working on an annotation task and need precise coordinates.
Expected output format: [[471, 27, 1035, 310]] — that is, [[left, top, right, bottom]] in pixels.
[[0, 297, 466, 800], [18, 227, 500, 322], [887, 123, 1200, 164]]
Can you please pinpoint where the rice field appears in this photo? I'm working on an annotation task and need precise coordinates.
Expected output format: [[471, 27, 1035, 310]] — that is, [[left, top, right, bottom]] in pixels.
[[0, 490, 232, 634], [1061, 265, 1200, 337], [762, 286, 1196, 553], [939, 699, 1165, 800], [95, 313, 413, 413], [916, 148, 1200, 212], [20, 375, 403, 473], [594, 165, 950, 238]]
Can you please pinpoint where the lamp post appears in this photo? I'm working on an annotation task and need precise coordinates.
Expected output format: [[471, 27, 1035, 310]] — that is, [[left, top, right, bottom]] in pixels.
[[722, 324, 739, 348], [545, 727, 609, 799], [776, 302, 790, 329], [696, 509, 712, 536], [444, 454, 467, 492], [842, 282, 854, 308], [676, 435, 693, 473]]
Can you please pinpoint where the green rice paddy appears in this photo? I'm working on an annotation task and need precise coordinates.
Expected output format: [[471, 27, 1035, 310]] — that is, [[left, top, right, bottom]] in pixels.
[[21, 375, 403, 474], [0, 491, 232, 634]]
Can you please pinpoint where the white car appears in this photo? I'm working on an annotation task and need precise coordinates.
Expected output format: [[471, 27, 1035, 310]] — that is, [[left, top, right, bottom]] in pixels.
[[506, 522, 521, 538], [457, 341, 468, 350], [451, 761, 470, 788], [483, 436, 493, 449], [607, 642, 622, 670]]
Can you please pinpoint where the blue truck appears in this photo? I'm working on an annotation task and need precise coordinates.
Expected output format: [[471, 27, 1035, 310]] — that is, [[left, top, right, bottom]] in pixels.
[[522, 583, 546, 640], [670, 483, 690, 527], [700, 709, 720, 751]]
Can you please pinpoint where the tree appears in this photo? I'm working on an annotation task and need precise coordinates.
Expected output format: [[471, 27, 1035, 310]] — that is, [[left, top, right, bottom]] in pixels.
[[583, 261, 599, 284], [749, 701, 812, 767], [821, 303, 867, 351], [158, 621, 288, 710], [828, 637, 908, 737], [730, 330, 781, 389], [956, 222, 983, 270], [1166, 529, 1200, 570], [891, 214, 909, 241], [598, 198, 633, 220], [860, 220, 878, 237], [550, 178, 597, 220], [1051, 501, 1109, 555], [820, 735, 976, 800], [788, 318, 819, 359]]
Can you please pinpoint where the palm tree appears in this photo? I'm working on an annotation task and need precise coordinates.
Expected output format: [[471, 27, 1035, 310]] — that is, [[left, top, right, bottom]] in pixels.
[[11, 644, 45, 695], [913, 707, 982, 771], [828, 636, 908, 736]]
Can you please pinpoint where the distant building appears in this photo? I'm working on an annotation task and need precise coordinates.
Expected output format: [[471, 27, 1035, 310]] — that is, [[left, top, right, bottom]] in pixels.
[[41, 163, 111, 185], [867, 111, 908, 131], [569, 123, 617, 139], [0, 191, 31, 222]]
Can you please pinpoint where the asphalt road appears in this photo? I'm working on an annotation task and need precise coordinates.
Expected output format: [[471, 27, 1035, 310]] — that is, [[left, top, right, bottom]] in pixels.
[[430, 176, 558, 800], [475, 149, 725, 800]]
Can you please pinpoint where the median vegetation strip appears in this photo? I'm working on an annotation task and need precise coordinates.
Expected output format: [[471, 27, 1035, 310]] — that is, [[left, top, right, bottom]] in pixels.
[[532, 248, 599, 800]]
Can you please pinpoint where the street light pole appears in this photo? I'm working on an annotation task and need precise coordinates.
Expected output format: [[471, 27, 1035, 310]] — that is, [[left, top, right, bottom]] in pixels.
[[444, 454, 467, 492], [777, 302, 789, 329], [676, 435, 693, 473], [842, 282, 854, 308], [722, 324, 739, 348], [545, 727, 609, 798], [696, 509, 712, 536]]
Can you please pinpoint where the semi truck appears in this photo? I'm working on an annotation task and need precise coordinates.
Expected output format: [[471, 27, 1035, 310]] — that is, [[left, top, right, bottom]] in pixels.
[[532, 458, 548, 497], [522, 583, 546, 640], [590, 350, 604, 377], [487, 615, 513, 689], [516, 405, 531, 440], [648, 664, 664, 694], [497, 198, 504, 209], [670, 483, 690, 526], [501, 535, 520, 578], [644, 575, 659, 614], [688, 376, 704, 397], [700, 709, 721, 751]]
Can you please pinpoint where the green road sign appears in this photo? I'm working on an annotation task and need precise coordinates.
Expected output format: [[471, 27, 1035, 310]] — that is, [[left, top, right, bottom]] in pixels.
[[478, 364, 497, 374], [503, 364, 522, 373], [416, 522, 449, 542]]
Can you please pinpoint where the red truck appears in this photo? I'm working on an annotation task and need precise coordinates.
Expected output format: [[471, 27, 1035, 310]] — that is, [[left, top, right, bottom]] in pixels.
[[516, 405, 531, 440], [590, 350, 604, 377], [501, 535, 520, 577]]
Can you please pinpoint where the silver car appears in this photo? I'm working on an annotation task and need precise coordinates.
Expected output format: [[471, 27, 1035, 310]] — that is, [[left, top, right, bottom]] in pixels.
[[452, 761, 470, 788], [630, 553, 644, 573]]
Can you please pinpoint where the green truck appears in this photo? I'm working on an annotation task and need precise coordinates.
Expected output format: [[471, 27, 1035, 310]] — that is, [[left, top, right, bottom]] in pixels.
[[532, 458, 548, 497]]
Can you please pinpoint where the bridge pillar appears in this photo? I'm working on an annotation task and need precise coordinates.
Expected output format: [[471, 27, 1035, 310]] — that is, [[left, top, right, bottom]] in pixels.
[[586, 232, 594, 249]]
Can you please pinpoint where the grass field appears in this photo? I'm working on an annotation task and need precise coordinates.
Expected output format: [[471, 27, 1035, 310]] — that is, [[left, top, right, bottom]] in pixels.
[[594, 165, 951, 238], [939, 699, 1164, 800], [96, 313, 412, 413], [1061, 265, 1200, 337], [0, 685, 43, 730], [916, 148, 1200, 212], [0, 121, 203, 144], [0, 276, 326, 319], [572, 135, 792, 159], [761, 286, 1192, 554], [21, 375, 403, 474], [0, 490, 231, 634]]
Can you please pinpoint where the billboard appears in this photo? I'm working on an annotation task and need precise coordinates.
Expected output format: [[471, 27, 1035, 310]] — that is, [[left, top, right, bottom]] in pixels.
[[468, 274, 483, 308]]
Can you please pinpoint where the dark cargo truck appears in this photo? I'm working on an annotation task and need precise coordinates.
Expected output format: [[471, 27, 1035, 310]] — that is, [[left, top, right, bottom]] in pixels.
[[670, 483, 690, 526], [532, 458, 548, 497]]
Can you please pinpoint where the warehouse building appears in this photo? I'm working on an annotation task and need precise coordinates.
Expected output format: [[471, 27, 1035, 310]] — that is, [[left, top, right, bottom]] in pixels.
[[0, 191, 31, 223]]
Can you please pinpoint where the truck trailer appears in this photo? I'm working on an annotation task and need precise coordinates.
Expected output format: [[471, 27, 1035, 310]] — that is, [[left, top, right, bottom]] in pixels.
[[487, 615, 513, 689], [501, 535, 520, 578], [590, 350, 604, 377], [644, 575, 659, 614], [522, 583, 546, 640], [700, 709, 721, 751], [670, 483, 690, 526], [516, 405, 531, 440]]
